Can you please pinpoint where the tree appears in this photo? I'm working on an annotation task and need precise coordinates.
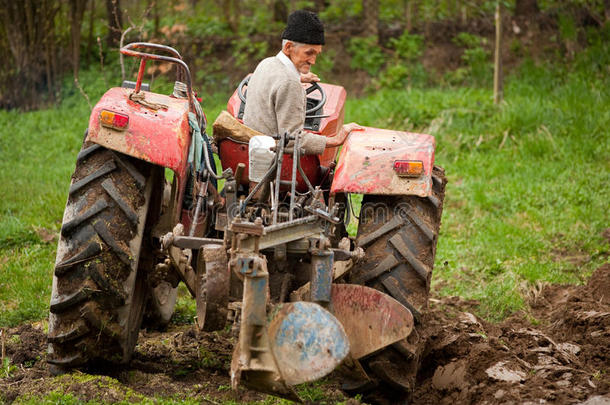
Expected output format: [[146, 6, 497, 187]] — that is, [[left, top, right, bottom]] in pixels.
[[68, 0, 88, 79], [362, 0, 379, 38], [106, 0, 123, 48], [273, 0, 288, 23], [216, 0, 239, 33], [0, 0, 61, 109]]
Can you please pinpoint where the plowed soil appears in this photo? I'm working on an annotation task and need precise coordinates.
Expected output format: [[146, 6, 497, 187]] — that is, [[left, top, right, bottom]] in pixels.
[[1, 264, 609, 404]]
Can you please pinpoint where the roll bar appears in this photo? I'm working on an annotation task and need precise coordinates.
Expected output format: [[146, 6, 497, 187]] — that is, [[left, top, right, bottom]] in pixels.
[[120, 42, 194, 110]]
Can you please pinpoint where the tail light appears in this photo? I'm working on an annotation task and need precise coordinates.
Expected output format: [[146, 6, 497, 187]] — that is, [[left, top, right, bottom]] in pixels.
[[100, 110, 129, 130], [393, 160, 424, 177]]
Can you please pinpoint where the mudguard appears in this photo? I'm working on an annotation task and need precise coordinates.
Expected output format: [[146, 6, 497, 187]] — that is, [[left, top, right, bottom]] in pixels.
[[331, 127, 436, 197], [87, 87, 192, 181]]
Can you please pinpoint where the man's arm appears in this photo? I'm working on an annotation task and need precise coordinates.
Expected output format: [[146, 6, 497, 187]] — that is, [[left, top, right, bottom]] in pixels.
[[325, 123, 363, 147]]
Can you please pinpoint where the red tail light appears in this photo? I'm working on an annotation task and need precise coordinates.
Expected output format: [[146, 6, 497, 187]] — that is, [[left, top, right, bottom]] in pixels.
[[393, 160, 424, 177]]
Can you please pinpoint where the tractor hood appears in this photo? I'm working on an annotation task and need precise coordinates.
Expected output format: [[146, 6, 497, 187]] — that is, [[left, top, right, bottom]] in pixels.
[[331, 127, 436, 197]]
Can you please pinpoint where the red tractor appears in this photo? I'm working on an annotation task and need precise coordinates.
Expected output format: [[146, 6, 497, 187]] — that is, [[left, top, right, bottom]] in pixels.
[[48, 43, 446, 402]]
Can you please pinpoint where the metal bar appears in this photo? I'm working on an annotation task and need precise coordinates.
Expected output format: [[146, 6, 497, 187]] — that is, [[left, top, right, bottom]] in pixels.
[[272, 132, 286, 224], [265, 215, 317, 232], [239, 217, 321, 252], [134, 58, 146, 93], [172, 236, 224, 249], [289, 133, 299, 221], [120, 43, 194, 110], [122, 42, 183, 59], [189, 180, 208, 237]]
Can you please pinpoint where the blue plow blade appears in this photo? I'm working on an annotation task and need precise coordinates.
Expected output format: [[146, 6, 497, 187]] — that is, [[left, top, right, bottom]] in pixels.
[[267, 301, 350, 386]]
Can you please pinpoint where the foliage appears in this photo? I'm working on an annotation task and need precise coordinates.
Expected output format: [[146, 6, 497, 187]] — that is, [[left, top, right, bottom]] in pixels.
[[231, 37, 270, 70], [313, 48, 337, 79], [319, 0, 362, 21], [376, 32, 427, 89], [446, 32, 491, 86], [388, 31, 424, 61], [347, 36, 386, 76], [2, 357, 17, 378], [186, 14, 232, 38], [346, 40, 610, 320]]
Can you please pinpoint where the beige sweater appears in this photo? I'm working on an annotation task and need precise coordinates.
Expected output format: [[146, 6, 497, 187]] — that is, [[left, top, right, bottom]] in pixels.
[[243, 56, 306, 136]]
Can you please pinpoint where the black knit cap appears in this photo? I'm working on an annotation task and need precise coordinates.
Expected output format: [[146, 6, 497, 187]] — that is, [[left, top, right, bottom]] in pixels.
[[281, 10, 325, 45]]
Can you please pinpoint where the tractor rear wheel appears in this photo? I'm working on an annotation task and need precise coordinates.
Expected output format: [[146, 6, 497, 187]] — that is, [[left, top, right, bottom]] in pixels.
[[47, 142, 154, 371], [349, 166, 447, 403]]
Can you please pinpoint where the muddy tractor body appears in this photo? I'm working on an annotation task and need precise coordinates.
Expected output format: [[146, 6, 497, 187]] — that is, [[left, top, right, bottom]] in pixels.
[[48, 43, 446, 402]]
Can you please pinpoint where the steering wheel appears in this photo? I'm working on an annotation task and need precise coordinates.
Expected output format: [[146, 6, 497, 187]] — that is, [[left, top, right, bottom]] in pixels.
[[238, 76, 327, 115]]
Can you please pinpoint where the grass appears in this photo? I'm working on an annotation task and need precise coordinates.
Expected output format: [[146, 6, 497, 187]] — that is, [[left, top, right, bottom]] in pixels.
[[0, 41, 608, 329], [345, 48, 609, 319], [0, 61, 231, 327]]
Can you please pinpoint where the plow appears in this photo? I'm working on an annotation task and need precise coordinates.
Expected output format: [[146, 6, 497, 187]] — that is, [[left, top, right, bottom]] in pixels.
[[47, 43, 446, 403]]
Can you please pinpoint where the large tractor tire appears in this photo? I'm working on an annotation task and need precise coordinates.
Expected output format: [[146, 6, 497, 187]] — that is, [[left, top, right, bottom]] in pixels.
[[349, 166, 447, 403], [47, 142, 154, 371]]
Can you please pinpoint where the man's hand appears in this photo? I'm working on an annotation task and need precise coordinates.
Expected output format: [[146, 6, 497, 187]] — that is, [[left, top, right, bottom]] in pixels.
[[326, 122, 364, 147], [342, 122, 364, 135], [300, 72, 320, 83]]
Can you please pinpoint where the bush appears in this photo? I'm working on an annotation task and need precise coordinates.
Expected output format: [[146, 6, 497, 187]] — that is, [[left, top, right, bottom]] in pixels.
[[231, 38, 269, 69], [388, 32, 424, 61], [376, 32, 427, 89], [347, 36, 386, 76], [448, 32, 491, 86]]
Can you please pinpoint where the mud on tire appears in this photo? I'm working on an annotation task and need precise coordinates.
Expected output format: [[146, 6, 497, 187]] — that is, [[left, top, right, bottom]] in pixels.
[[349, 166, 447, 403], [47, 143, 153, 370]]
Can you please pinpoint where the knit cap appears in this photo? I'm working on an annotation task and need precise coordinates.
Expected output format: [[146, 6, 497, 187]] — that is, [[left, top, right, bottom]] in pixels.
[[281, 10, 325, 45]]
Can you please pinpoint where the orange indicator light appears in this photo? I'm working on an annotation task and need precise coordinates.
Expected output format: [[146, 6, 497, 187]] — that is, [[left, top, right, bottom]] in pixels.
[[100, 110, 129, 130]]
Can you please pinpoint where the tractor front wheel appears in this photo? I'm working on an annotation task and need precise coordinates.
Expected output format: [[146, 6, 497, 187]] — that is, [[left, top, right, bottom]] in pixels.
[[47, 143, 154, 371]]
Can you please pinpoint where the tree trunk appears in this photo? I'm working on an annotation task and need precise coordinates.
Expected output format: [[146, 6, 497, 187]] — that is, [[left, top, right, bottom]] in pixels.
[[69, 0, 88, 79], [0, 0, 60, 108], [106, 0, 122, 48], [362, 0, 379, 39], [87, 0, 95, 63], [216, 0, 239, 34], [405, 0, 413, 32]]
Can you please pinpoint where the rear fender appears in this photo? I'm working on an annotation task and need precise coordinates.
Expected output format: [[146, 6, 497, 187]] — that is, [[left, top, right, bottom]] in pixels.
[[330, 127, 435, 197], [87, 87, 192, 182]]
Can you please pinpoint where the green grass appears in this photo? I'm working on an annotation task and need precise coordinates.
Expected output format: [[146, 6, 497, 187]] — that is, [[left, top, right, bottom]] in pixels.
[[1, 41, 608, 329], [345, 47, 610, 319], [0, 63, 230, 327]]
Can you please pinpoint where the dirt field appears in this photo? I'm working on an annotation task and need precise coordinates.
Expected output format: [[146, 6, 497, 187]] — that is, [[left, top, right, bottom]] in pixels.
[[1, 264, 608, 404]]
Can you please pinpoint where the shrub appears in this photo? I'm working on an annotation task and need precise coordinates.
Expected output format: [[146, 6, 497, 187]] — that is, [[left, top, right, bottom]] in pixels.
[[347, 36, 386, 76], [449, 32, 491, 86], [388, 32, 424, 61]]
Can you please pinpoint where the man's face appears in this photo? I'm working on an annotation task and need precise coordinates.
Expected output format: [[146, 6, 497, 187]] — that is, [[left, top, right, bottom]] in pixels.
[[285, 42, 322, 74]]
